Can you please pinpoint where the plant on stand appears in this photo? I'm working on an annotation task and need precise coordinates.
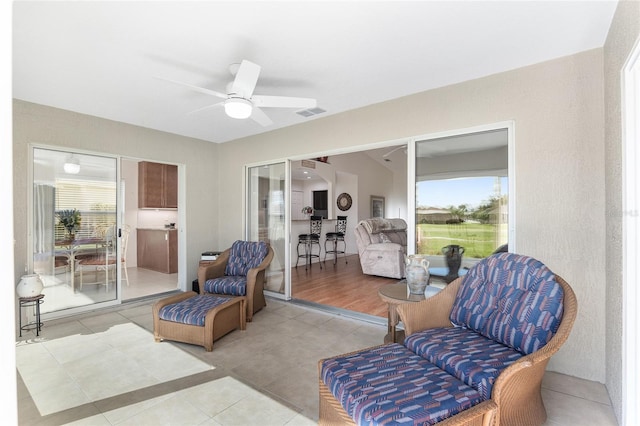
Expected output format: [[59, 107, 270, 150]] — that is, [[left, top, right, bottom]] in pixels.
[[56, 209, 82, 240]]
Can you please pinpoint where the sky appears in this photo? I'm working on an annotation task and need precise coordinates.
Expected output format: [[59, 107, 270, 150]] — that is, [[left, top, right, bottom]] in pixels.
[[417, 176, 508, 210]]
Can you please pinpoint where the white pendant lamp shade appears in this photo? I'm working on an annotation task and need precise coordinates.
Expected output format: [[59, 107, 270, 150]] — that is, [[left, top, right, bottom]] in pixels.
[[224, 98, 252, 119], [63, 156, 80, 174]]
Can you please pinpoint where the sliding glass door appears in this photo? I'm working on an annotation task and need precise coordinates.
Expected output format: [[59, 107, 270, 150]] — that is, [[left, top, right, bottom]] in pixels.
[[413, 126, 512, 270], [32, 147, 120, 314], [246, 162, 288, 298]]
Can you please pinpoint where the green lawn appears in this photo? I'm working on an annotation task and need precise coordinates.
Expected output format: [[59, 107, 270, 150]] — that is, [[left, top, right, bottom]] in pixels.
[[416, 223, 506, 259]]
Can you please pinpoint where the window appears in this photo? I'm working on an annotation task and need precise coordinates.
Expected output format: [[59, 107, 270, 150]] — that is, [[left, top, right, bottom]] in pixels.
[[414, 128, 509, 262]]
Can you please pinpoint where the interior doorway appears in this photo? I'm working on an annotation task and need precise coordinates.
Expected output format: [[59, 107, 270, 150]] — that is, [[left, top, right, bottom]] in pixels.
[[120, 158, 180, 301]]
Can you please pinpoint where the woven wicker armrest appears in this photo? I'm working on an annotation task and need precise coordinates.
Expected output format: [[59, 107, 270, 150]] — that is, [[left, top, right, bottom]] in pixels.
[[396, 278, 462, 336], [197, 249, 230, 293]]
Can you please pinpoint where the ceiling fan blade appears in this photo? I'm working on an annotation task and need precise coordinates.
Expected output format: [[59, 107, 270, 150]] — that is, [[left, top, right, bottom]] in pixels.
[[250, 107, 273, 127], [382, 145, 406, 158], [230, 60, 261, 98], [186, 102, 223, 115], [252, 95, 317, 109], [156, 76, 227, 99]]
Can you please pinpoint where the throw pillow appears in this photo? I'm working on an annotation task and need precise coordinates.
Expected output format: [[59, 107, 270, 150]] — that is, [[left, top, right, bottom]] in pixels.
[[379, 232, 392, 243]]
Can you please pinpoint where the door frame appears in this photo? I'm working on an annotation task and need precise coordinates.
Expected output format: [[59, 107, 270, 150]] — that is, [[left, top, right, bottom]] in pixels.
[[28, 144, 123, 318], [243, 159, 291, 300], [622, 36, 640, 426]]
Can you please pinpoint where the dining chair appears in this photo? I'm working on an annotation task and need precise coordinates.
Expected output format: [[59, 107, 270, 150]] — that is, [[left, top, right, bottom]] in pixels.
[[78, 225, 130, 291]]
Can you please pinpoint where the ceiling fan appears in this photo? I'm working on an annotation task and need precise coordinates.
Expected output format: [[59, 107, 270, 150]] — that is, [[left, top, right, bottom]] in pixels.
[[158, 60, 317, 126]]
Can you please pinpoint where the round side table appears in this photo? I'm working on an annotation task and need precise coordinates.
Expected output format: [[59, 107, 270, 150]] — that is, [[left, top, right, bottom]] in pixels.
[[378, 281, 441, 343], [19, 294, 44, 337]]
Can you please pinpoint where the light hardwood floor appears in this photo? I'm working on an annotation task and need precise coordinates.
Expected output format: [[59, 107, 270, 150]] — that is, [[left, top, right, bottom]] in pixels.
[[290, 254, 397, 318]]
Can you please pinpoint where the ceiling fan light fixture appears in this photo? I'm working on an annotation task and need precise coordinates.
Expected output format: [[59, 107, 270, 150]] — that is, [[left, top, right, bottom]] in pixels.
[[224, 98, 252, 119], [63, 156, 80, 174]]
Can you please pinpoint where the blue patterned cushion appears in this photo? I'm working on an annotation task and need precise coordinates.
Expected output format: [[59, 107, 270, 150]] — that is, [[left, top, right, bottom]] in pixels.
[[224, 240, 269, 277], [204, 276, 246, 296], [449, 253, 564, 355], [404, 328, 523, 400], [321, 343, 482, 425], [158, 295, 231, 326]]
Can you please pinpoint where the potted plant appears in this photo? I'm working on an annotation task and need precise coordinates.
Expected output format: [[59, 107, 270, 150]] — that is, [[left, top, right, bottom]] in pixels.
[[56, 209, 82, 240]]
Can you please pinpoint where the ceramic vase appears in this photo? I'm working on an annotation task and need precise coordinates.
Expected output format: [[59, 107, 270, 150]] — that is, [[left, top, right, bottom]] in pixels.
[[405, 255, 430, 294], [16, 274, 44, 298], [442, 245, 465, 283]]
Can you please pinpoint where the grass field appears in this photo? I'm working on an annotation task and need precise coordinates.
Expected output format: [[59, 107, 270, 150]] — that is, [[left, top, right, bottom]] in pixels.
[[416, 223, 506, 259]]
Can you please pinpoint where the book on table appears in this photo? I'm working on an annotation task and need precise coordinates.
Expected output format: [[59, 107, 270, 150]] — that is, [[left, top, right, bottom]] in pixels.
[[201, 251, 221, 261]]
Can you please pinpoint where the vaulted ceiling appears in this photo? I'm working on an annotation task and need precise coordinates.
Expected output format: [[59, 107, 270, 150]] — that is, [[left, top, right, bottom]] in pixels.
[[13, 1, 618, 144]]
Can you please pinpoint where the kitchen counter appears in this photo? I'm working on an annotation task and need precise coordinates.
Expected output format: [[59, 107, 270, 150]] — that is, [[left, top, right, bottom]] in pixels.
[[137, 227, 177, 231]]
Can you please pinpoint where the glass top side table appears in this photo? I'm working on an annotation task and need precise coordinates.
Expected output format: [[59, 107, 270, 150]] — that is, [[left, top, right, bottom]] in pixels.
[[378, 280, 442, 343]]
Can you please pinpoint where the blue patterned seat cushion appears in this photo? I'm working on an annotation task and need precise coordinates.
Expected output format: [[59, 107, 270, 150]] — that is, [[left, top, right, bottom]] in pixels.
[[204, 276, 247, 296], [449, 253, 564, 355], [224, 240, 269, 277], [404, 327, 523, 400], [158, 295, 232, 326], [321, 343, 482, 425]]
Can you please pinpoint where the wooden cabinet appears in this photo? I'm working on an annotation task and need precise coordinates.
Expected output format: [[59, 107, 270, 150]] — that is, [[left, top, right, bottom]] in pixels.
[[137, 229, 178, 273], [138, 161, 178, 209]]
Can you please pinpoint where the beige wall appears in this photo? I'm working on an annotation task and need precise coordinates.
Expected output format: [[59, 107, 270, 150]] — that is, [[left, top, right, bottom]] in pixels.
[[12, 100, 220, 288], [218, 49, 607, 382], [604, 0, 640, 421]]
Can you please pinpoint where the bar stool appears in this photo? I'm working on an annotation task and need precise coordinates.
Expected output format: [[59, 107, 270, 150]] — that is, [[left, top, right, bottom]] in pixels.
[[324, 215, 348, 265], [296, 215, 323, 270]]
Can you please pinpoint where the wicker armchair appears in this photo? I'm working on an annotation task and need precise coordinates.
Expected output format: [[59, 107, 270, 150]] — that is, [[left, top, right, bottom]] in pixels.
[[318, 253, 577, 426], [197, 240, 274, 322], [395, 274, 577, 426]]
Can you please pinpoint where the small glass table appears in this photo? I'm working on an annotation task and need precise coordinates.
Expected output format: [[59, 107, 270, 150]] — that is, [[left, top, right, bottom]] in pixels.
[[378, 280, 442, 343], [18, 294, 44, 337]]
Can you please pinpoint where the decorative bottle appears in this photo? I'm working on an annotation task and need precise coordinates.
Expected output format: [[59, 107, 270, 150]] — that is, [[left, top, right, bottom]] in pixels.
[[405, 255, 430, 295]]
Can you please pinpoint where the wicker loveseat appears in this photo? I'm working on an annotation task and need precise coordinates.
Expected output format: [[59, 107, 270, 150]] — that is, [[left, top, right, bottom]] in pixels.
[[319, 253, 578, 426]]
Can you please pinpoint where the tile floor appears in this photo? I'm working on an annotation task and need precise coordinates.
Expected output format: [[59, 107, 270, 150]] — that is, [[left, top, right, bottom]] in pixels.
[[16, 296, 618, 425], [37, 267, 179, 315]]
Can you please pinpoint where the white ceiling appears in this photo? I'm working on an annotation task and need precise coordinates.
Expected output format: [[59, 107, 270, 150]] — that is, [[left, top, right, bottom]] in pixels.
[[12, 1, 618, 144]]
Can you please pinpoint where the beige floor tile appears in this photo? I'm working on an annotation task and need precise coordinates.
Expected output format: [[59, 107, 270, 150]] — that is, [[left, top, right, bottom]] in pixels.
[[64, 414, 113, 425], [543, 370, 612, 404], [116, 394, 211, 426], [542, 388, 617, 425], [99, 391, 176, 425], [212, 390, 300, 426]]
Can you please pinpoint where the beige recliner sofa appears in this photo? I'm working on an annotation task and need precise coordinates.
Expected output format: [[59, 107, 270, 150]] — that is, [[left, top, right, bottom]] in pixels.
[[354, 218, 407, 279]]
